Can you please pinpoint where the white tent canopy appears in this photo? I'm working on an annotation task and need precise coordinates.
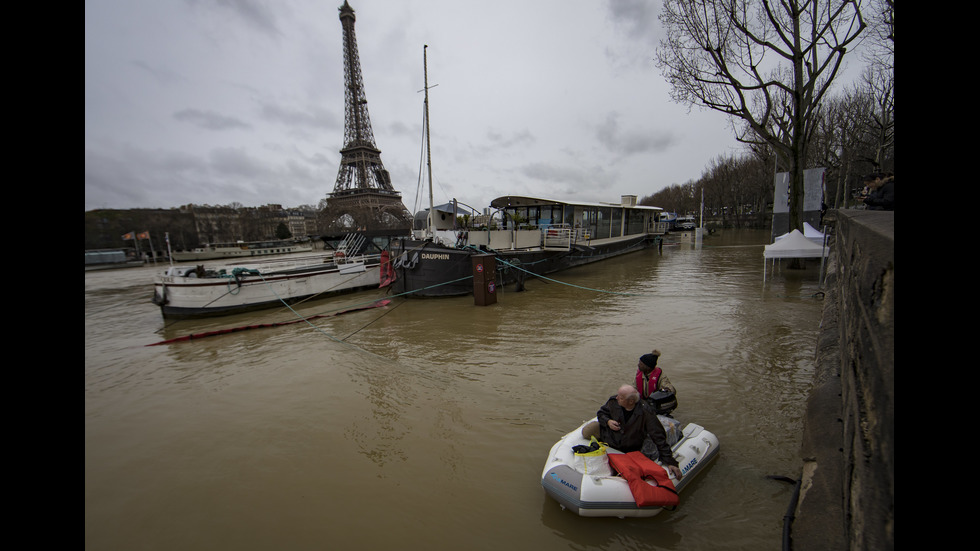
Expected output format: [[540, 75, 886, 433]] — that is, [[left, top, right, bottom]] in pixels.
[[774, 222, 825, 245], [765, 229, 828, 259], [763, 229, 829, 283]]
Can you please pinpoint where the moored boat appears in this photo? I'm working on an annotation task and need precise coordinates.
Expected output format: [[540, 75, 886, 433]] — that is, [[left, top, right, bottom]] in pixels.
[[540, 417, 719, 517], [152, 233, 384, 319], [387, 195, 667, 297], [85, 249, 144, 271], [170, 239, 313, 262]]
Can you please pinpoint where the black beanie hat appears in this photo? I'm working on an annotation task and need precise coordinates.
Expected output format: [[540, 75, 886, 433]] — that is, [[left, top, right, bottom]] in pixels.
[[639, 351, 660, 368]]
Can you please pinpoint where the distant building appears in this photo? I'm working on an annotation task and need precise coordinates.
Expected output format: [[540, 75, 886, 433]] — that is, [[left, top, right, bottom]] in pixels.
[[84, 204, 323, 253], [287, 209, 317, 238]]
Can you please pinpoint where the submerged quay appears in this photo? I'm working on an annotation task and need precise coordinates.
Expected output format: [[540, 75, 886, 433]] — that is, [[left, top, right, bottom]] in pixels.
[[794, 209, 894, 551]]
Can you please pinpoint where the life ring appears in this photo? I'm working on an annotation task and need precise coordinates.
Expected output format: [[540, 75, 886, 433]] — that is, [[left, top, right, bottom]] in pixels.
[[334, 251, 345, 262]]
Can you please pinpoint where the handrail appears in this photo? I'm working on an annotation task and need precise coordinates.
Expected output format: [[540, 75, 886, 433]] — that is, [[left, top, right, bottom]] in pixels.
[[542, 223, 573, 249], [336, 233, 367, 259]]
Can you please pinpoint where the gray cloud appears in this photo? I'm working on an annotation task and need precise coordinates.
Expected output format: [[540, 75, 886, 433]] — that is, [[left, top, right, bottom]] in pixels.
[[486, 128, 535, 149], [258, 102, 340, 131], [174, 109, 252, 130], [521, 162, 593, 186], [596, 112, 675, 156], [186, 0, 285, 40], [605, 0, 662, 45], [131, 60, 187, 87]]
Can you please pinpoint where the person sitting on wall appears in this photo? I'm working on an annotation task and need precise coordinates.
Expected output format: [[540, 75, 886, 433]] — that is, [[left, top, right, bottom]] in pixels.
[[862, 172, 894, 211]]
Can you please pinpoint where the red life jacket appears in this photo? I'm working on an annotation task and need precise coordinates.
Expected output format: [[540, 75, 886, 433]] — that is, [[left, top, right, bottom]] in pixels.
[[636, 367, 662, 398], [607, 451, 679, 507]]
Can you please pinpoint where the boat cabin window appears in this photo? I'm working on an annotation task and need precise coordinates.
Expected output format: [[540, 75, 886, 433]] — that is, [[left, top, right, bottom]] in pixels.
[[610, 208, 624, 238], [541, 206, 563, 225], [503, 206, 542, 228], [597, 207, 622, 239], [580, 207, 597, 237], [501, 204, 577, 229], [627, 209, 646, 235]]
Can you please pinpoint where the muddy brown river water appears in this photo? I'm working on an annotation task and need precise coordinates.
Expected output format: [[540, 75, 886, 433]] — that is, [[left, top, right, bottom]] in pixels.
[[85, 229, 825, 550]]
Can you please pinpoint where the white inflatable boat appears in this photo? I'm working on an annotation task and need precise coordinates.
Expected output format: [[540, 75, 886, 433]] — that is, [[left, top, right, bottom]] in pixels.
[[540, 417, 720, 517]]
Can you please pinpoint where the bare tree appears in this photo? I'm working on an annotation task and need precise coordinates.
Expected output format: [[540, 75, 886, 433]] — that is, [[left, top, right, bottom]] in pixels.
[[702, 157, 730, 224], [863, 0, 893, 70], [657, 0, 866, 231], [858, 65, 894, 171], [809, 88, 867, 209]]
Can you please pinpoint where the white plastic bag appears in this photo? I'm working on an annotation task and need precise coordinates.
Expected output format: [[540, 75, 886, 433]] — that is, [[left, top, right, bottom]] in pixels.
[[572, 436, 613, 476], [658, 415, 683, 446]]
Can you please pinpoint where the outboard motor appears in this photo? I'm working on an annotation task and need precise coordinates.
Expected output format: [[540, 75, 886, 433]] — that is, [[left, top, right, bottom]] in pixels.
[[648, 389, 678, 415]]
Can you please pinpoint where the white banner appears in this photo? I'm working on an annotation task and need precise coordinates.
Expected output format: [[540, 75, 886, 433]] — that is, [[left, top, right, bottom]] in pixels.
[[772, 168, 825, 213]]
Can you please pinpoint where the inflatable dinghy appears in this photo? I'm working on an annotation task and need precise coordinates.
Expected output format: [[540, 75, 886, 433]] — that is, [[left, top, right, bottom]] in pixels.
[[540, 417, 719, 517]]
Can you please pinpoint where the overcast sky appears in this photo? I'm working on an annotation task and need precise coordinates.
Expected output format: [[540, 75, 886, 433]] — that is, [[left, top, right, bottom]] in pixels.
[[85, 0, 755, 214]]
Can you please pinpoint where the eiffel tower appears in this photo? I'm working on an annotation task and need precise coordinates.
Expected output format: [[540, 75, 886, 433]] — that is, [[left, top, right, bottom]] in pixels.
[[320, 1, 413, 234]]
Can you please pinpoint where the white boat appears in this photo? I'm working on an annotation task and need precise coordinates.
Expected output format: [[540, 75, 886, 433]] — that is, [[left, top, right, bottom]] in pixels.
[[540, 417, 720, 518], [170, 239, 313, 262], [152, 234, 383, 319]]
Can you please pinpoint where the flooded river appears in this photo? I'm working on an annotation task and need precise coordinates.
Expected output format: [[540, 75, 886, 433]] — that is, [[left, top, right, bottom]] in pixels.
[[85, 229, 825, 550]]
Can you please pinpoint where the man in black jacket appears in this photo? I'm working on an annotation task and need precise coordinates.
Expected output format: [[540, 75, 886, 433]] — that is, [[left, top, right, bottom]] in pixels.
[[862, 172, 895, 211], [597, 384, 684, 480]]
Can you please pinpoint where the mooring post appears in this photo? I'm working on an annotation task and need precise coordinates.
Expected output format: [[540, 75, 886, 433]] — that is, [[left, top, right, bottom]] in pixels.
[[472, 254, 497, 306]]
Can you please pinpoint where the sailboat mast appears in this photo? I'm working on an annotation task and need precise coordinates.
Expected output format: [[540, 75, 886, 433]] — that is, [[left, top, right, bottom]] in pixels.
[[423, 45, 435, 237]]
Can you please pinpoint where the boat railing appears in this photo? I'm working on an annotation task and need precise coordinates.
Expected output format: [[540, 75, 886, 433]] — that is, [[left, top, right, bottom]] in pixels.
[[335, 233, 367, 262], [258, 252, 382, 275], [467, 229, 514, 250], [542, 224, 573, 249]]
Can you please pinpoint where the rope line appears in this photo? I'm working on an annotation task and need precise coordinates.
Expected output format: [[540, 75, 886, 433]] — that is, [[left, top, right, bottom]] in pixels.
[[492, 257, 651, 297], [254, 272, 349, 345], [144, 245, 824, 347], [341, 297, 407, 341]]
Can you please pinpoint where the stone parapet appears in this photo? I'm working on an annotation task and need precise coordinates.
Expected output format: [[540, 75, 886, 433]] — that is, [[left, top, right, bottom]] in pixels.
[[795, 210, 893, 551]]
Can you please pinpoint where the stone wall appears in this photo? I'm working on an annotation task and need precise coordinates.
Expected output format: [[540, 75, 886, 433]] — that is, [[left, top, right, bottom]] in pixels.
[[795, 210, 894, 551]]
